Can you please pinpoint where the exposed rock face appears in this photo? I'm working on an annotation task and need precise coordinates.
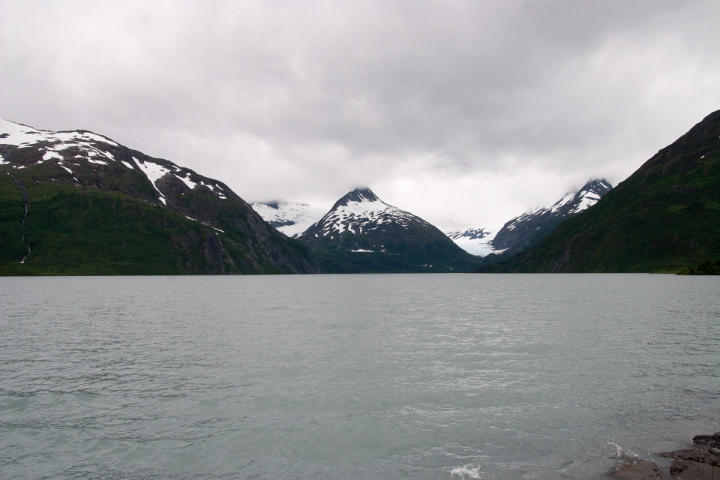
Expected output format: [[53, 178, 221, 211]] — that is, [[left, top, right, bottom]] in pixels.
[[660, 442, 720, 480], [692, 433, 720, 449], [669, 459, 720, 479], [610, 432, 720, 480], [611, 459, 662, 480]]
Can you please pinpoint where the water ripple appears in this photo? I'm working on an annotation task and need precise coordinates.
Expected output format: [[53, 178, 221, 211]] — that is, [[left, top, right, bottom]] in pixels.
[[1, 274, 719, 479]]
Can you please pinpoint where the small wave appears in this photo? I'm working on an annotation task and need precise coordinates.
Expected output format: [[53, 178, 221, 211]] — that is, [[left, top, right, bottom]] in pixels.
[[450, 466, 482, 479], [607, 441, 639, 460]]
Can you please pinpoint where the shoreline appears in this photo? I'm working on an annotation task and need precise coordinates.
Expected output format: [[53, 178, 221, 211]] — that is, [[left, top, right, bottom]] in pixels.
[[609, 432, 719, 479]]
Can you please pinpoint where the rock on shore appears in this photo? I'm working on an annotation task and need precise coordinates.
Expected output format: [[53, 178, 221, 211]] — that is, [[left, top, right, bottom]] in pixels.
[[610, 432, 720, 479]]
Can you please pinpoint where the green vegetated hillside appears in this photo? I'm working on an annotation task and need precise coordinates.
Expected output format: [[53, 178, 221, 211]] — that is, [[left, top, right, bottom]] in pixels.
[[678, 260, 720, 275], [304, 222, 480, 273], [479, 109, 720, 273], [0, 121, 315, 275]]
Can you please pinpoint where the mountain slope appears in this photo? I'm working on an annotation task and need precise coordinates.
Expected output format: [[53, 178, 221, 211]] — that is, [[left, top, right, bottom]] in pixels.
[[489, 178, 612, 255], [446, 179, 611, 257], [0, 119, 315, 274], [299, 188, 480, 272], [480, 110, 720, 272]]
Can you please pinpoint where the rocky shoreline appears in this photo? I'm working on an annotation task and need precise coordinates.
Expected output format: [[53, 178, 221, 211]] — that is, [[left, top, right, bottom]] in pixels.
[[610, 433, 720, 479]]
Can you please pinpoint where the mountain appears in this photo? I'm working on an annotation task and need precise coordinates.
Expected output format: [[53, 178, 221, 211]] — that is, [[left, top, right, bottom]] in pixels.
[[299, 187, 480, 272], [445, 227, 504, 256], [480, 110, 720, 272], [446, 178, 611, 258], [489, 178, 612, 255], [251, 201, 325, 238], [0, 119, 316, 274]]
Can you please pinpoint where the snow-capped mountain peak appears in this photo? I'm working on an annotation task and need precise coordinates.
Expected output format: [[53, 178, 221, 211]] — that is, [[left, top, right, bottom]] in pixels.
[[332, 187, 379, 206], [547, 178, 612, 215], [0, 118, 119, 149], [0, 119, 231, 205], [490, 178, 613, 254], [447, 178, 612, 257], [309, 187, 424, 238], [299, 187, 478, 272], [570, 178, 612, 213]]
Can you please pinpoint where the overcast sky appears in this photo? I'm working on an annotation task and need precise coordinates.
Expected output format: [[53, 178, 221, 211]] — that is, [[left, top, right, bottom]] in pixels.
[[2, 0, 719, 230]]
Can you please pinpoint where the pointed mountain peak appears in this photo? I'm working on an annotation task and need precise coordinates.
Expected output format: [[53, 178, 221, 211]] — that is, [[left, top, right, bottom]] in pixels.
[[580, 177, 613, 194], [492, 177, 613, 254], [333, 187, 380, 208], [346, 187, 379, 202], [547, 177, 612, 214], [299, 186, 476, 272]]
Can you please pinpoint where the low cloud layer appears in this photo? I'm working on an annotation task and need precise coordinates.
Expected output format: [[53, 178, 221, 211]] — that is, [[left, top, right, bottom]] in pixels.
[[2, 0, 719, 229]]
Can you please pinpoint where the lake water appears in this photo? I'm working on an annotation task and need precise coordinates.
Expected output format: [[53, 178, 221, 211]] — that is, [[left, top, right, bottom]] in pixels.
[[1, 274, 719, 479]]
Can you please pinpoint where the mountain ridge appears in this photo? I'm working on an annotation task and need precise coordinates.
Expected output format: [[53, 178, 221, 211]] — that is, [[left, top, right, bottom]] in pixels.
[[490, 178, 612, 255], [447, 178, 611, 257], [0, 119, 316, 274], [479, 110, 720, 272]]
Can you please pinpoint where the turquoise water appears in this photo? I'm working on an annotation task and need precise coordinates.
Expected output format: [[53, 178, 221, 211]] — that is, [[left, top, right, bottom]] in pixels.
[[1, 274, 719, 479]]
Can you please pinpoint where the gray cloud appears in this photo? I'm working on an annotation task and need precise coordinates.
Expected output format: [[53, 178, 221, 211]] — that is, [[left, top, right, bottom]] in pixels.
[[2, 0, 719, 229]]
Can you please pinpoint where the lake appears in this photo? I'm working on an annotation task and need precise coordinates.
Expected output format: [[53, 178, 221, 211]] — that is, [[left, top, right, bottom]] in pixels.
[[1, 274, 719, 479]]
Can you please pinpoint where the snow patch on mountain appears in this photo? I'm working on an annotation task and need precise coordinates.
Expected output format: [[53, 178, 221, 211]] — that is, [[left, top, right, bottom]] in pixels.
[[185, 215, 225, 234], [1, 119, 123, 170], [569, 190, 602, 214], [0, 119, 118, 148], [446, 227, 493, 241], [199, 181, 228, 199], [550, 192, 575, 213], [547, 181, 607, 216], [135, 157, 171, 185], [176, 173, 197, 190], [506, 179, 611, 229], [134, 157, 170, 205], [42, 150, 63, 161]]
